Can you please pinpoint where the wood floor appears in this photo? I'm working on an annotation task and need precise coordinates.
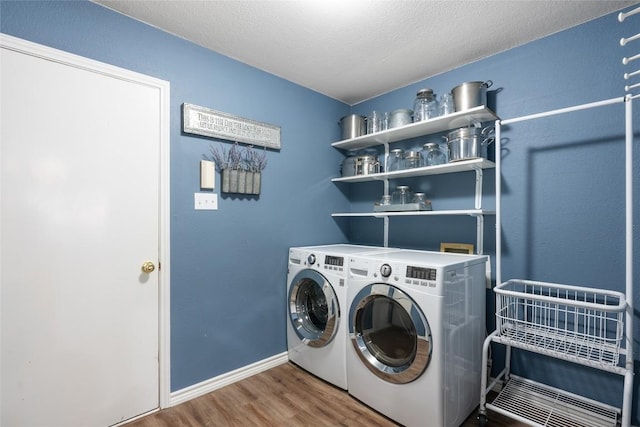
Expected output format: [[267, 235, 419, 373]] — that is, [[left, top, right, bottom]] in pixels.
[[127, 362, 525, 427]]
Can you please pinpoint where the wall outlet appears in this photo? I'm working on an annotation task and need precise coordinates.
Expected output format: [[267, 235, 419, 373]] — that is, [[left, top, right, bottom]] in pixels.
[[194, 192, 218, 210]]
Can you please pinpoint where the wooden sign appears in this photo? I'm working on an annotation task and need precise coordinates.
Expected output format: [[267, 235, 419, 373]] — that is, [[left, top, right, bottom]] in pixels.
[[183, 103, 281, 149]]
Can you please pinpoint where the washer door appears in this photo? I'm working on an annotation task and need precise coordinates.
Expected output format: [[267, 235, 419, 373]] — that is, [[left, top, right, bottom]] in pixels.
[[288, 269, 339, 348], [349, 283, 432, 384]]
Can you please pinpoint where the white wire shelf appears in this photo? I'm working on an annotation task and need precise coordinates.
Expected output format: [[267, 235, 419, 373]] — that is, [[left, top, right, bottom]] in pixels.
[[331, 209, 495, 218], [332, 158, 495, 183], [331, 106, 498, 151], [493, 279, 626, 373], [487, 375, 620, 427]]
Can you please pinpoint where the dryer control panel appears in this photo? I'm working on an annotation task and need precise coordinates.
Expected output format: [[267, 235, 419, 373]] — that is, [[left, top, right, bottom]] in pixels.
[[406, 265, 437, 281], [325, 255, 344, 267]]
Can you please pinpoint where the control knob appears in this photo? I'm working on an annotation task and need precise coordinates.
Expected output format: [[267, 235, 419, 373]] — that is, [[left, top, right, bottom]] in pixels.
[[307, 254, 316, 265], [380, 263, 392, 278]]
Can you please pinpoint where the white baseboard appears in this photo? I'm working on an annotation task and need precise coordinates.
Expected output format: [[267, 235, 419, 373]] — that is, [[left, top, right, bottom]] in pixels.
[[169, 352, 289, 407]]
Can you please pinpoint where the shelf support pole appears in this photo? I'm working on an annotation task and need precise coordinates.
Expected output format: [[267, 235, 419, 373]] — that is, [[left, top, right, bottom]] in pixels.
[[495, 120, 502, 287], [383, 216, 389, 247], [622, 96, 634, 427], [476, 214, 484, 255], [382, 142, 390, 196], [474, 167, 483, 209], [383, 142, 390, 247]]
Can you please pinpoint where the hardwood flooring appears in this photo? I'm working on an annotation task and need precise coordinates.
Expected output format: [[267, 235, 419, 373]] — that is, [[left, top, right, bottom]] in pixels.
[[127, 362, 525, 427]]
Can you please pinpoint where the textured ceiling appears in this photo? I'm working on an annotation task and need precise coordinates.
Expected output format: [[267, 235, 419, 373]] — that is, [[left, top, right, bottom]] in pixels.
[[92, 0, 638, 105]]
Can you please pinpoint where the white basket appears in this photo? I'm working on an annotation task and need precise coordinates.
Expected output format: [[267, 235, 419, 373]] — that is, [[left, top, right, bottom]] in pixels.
[[495, 279, 626, 369]]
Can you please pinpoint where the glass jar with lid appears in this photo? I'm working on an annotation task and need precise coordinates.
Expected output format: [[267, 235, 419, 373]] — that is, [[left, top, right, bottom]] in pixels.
[[404, 150, 421, 169], [421, 142, 447, 167], [392, 185, 413, 205], [387, 148, 405, 172], [413, 88, 439, 122], [412, 192, 431, 210]]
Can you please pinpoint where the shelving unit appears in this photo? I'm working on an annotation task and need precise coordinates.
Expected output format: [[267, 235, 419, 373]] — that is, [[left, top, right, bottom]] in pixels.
[[331, 158, 495, 183], [332, 209, 494, 218], [478, 96, 634, 427], [331, 107, 498, 252], [332, 106, 498, 151]]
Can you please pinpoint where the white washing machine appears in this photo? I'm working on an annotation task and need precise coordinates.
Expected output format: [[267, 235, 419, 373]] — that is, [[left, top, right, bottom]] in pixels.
[[286, 244, 395, 390], [346, 249, 488, 427]]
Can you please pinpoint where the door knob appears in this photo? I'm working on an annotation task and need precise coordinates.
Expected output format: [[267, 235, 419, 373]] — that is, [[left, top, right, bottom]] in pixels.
[[141, 261, 156, 274]]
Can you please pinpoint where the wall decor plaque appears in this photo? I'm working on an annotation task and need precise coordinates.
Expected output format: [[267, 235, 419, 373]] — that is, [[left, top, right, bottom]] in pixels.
[[183, 103, 281, 149]]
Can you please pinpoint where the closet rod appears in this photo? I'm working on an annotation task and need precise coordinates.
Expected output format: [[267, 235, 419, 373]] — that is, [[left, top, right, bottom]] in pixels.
[[618, 5, 640, 22], [501, 96, 624, 126]]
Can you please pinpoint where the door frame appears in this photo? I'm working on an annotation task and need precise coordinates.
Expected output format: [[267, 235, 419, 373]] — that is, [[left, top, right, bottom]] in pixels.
[[0, 33, 172, 410]]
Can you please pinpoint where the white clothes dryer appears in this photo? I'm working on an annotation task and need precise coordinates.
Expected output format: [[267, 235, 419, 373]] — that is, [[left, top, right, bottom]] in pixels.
[[346, 249, 488, 427], [286, 244, 394, 390]]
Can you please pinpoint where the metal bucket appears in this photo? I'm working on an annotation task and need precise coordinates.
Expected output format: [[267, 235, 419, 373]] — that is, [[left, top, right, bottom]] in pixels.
[[339, 114, 366, 140], [451, 81, 492, 111], [445, 126, 494, 162], [388, 109, 413, 128], [341, 155, 380, 176]]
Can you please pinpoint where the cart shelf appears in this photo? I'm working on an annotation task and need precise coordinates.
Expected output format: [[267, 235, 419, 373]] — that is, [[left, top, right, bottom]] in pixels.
[[487, 375, 620, 427], [493, 279, 627, 374]]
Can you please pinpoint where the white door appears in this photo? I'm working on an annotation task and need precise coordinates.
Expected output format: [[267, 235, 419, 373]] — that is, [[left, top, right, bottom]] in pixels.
[[1, 36, 168, 426]]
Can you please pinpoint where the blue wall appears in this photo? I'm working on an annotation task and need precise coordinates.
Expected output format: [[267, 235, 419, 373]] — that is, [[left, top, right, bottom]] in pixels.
[[3, 0, 640, 421], [0, 0, 350, 391], [350, 10, 640, 420]]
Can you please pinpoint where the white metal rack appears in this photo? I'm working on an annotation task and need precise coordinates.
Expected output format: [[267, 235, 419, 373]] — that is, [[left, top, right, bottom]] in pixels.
[[331, 108, 498, 252], [620, 4, 640, 100], [478, 96, 635, 427]]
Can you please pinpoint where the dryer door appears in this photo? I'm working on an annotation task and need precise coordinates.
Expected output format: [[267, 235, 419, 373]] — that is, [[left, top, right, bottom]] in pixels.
[[349, 283, 432, 384], [288, 269, 339, 348]]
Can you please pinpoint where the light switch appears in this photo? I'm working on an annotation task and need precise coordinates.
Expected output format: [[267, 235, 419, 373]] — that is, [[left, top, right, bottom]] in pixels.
[[194, 193, 218, 210], [200, 160, 215, 190]]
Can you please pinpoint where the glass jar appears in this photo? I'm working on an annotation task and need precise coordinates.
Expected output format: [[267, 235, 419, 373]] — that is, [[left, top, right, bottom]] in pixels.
[[367, 110, 381, 134], [380, 112, 390, 131], [404, 150, 421, 169], [412, 192, 425, 203], [413, 88, 439, 122], [379, 194, 391, 205], [387, 148, 405, 171], [421, 142, 446, 167], [392, 185, 413, 205], [412, 192, 431, 210], [439, 92, 454, 116]]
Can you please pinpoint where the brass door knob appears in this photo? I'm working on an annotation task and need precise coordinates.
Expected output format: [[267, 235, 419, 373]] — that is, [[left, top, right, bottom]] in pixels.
[[141, 261, 156, 274]]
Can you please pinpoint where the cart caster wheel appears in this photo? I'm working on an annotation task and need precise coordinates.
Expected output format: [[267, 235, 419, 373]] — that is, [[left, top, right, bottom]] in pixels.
[[477, 414, 488, 427]]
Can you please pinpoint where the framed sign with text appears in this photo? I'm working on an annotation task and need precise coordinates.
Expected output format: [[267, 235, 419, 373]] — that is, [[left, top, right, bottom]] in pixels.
[[182, 103, 281, 149]]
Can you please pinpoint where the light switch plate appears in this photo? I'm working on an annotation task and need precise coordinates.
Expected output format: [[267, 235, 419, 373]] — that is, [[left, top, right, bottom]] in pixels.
[[194, 192, 218, 210], [200, 160, 215, 189]]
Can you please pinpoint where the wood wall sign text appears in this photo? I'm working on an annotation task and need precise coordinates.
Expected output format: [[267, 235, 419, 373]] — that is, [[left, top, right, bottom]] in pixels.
[[183, 103, 281, 149]]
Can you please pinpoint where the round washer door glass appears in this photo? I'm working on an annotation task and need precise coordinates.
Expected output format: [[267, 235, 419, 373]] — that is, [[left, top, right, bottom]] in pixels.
[[349, 283, 432, 384], [289, 269, 339, 348]]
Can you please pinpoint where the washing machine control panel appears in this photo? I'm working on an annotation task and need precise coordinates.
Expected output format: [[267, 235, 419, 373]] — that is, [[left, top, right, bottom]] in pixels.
[[380, 263, 392, 278]]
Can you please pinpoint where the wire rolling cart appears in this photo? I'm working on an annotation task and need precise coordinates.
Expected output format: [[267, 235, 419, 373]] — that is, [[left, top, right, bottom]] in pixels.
[[478, 97, 637, 427], [478, 11, 639, 425]]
